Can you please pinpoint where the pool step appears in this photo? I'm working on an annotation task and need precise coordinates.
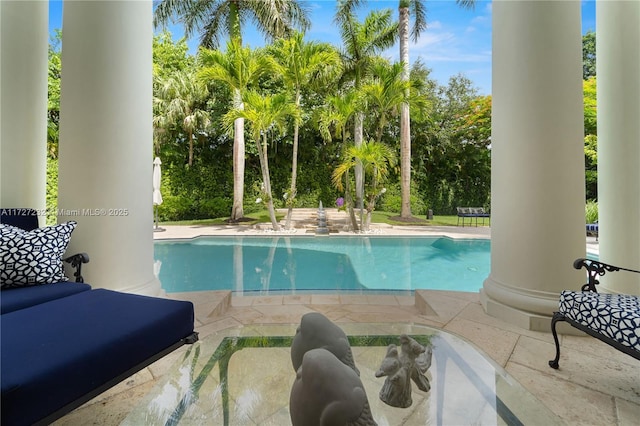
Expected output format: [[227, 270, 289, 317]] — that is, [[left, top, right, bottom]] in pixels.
[[273, 208, 351, 233]]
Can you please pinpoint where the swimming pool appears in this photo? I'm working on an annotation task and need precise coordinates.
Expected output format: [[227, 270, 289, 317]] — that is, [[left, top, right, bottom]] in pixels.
[[154, 236, 491, 294]]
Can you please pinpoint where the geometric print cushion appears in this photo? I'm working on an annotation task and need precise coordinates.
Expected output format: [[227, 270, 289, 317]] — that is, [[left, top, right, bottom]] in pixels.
[[0, 221, 77, 288], [559, 290, 640, 352]]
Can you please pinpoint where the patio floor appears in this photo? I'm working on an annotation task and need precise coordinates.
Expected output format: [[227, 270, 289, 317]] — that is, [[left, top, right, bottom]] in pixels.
[[53, 211, 638, 425]]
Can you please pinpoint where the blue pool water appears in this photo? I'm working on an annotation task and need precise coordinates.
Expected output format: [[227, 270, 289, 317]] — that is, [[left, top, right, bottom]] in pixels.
[[154, 236, 491, 294]]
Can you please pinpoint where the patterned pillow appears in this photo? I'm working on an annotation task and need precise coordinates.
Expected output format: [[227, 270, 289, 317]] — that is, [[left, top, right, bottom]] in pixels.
[[0, 221, 77, 288]]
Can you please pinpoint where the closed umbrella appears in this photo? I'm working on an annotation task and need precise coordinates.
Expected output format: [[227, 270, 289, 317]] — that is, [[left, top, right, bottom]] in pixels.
[[153, 157, 164, 231]]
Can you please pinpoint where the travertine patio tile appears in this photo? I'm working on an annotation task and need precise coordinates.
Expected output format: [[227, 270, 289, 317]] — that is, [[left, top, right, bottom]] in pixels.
[[338, 294, 370, 304], [251, 304, 314, 323], [443, 317, 519, 367], [195, 316, 244, 339], [511, 335, 640, 405], [416, 291, 471, 322], [365, 294, 400, 305], [282, 294, 312, 304], [616, 398, 640, 425], [228, 307, 267, 324], [561, 334, 639, 366], [310, 294, 341, 304], [345, 310, 415, 323], [231, 295, 255, 306], [53, 374, 158, 426], [395, 295, 415, 305], [456, 302, 555, 344], [251, 295, 284, 306], [506, 362, 619, 426]]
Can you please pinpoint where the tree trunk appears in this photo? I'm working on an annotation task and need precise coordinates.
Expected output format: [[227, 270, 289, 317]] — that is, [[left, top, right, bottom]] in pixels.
[[188, 130, 194, 167], [285, 93, 301, 230], [258, 133, 280, 231], [345, 171, 359, 232], [399, 6, 412, 218], [230, 90, 245, 221], [354, 111, 364, 228]]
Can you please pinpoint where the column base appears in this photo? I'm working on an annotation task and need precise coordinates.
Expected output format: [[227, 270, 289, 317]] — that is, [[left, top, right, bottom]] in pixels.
[[119, 276, 164, 297], [480, 275, 567, 332], [479, 289, 549, 331]]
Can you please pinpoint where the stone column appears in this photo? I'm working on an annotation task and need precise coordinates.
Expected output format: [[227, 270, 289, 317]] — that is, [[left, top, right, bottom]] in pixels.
[[480, 0, 585, 331], [596, 0, 640, 295], [0, 0, 48, 222], [58, 0, 159, 295]]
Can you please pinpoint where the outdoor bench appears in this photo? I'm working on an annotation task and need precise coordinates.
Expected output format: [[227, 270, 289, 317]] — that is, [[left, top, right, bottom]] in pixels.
[[549, 258, 640, 369], [1, 208, 198, 425], [456, 207, 491, 227]]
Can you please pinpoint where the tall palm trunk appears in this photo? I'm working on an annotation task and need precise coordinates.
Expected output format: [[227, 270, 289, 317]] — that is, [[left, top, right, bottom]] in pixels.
[[231, 89, 245, 221], [285, 91, 301, 230], [188, 130, 194, 166], [257, 133, 280, 231], [345, 170, 360, 232], [399, 5, 412, 218], [354, 111, 364, 227]]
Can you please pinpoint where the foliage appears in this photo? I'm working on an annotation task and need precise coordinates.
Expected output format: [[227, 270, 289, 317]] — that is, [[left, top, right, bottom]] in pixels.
[[585, 200, 598, 224], [47, 30, 62, 159], [413, 74, 490, 214], [46, 20, 502, 223], [583, 77, 597, 200], [333, 140, 397, 230], [46, 158, 58, 225], [583, 77, 597, 136], [378, 183, 427, 215], [154, 0, 311, 48], [582, 30, 596, 80]]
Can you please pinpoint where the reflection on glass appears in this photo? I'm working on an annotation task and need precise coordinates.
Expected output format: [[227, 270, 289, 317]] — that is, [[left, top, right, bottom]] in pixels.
[[123, 325, 561, 426]]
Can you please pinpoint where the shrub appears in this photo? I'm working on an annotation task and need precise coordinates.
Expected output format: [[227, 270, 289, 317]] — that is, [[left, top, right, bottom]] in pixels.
[[46, 158, 58, 225], [378, 184, 428, 216], [585, 200, 598, 224]]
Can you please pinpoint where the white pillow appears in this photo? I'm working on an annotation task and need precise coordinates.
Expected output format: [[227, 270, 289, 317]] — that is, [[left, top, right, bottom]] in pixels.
[[0, 221, 77, 288]]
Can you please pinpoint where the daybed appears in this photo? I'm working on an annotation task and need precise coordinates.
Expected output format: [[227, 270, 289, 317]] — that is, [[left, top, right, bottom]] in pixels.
[[549, 258, 640, 369], [1, 209, 198, 426]]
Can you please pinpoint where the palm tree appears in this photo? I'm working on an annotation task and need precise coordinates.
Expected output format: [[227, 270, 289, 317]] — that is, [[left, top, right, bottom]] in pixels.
[[154, 0, 310, 221], [398, 0, 474, 218], [332, 140, 397, 232], [362, 60, 409, 143], [268, 32, 341, 229], [317, 90, 361, 231], [335, 0, 398, 216], [154, 0, 310, 49], [154, 70, 211, 166], [223, 91, 297, 231], [198, 41, 270, 221]]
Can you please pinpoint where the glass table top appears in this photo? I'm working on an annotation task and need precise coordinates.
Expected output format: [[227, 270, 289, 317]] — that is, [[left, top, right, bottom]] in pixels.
[[122, 323, 561, 426]]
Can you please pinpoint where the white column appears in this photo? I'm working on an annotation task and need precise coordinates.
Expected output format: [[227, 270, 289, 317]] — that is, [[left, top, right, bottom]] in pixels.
[[596, 0, 640, 295], [0, 0, 48, 222], [480, 0, 585, 331], [58, 0, 159, 295]]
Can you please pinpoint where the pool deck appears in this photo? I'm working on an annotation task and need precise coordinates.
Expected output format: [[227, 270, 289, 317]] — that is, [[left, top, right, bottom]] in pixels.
[[52, 210, 639, 426]]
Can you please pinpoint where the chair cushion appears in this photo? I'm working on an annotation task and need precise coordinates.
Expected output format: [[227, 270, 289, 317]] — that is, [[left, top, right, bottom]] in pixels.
[[1, 289, 195, 426], [0, 222, 76, 288], [0, 282, 91, 314], [559, 290, 640, 352], [0, 208, 39, 231]]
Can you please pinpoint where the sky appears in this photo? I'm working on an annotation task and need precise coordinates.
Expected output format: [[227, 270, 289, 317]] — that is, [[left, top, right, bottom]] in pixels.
[[48, 0, 597, 96]]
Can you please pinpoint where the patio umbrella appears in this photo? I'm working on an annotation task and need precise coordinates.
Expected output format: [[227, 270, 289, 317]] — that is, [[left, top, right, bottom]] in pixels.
[[153, 157, 164, 231]]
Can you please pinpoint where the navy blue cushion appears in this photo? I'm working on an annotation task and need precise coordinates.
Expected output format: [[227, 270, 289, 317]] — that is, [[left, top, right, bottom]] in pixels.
[[1, 282, 91, 314], [1, 289, 195, 426], [0, 208, 39, 231]]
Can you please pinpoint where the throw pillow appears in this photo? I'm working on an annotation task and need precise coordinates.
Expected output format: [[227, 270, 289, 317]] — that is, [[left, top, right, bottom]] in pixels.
[[0, 221, 77, 288]]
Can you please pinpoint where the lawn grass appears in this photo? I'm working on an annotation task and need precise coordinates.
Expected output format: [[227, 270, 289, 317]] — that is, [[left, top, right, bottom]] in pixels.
[[160, 209, 468, 227]]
